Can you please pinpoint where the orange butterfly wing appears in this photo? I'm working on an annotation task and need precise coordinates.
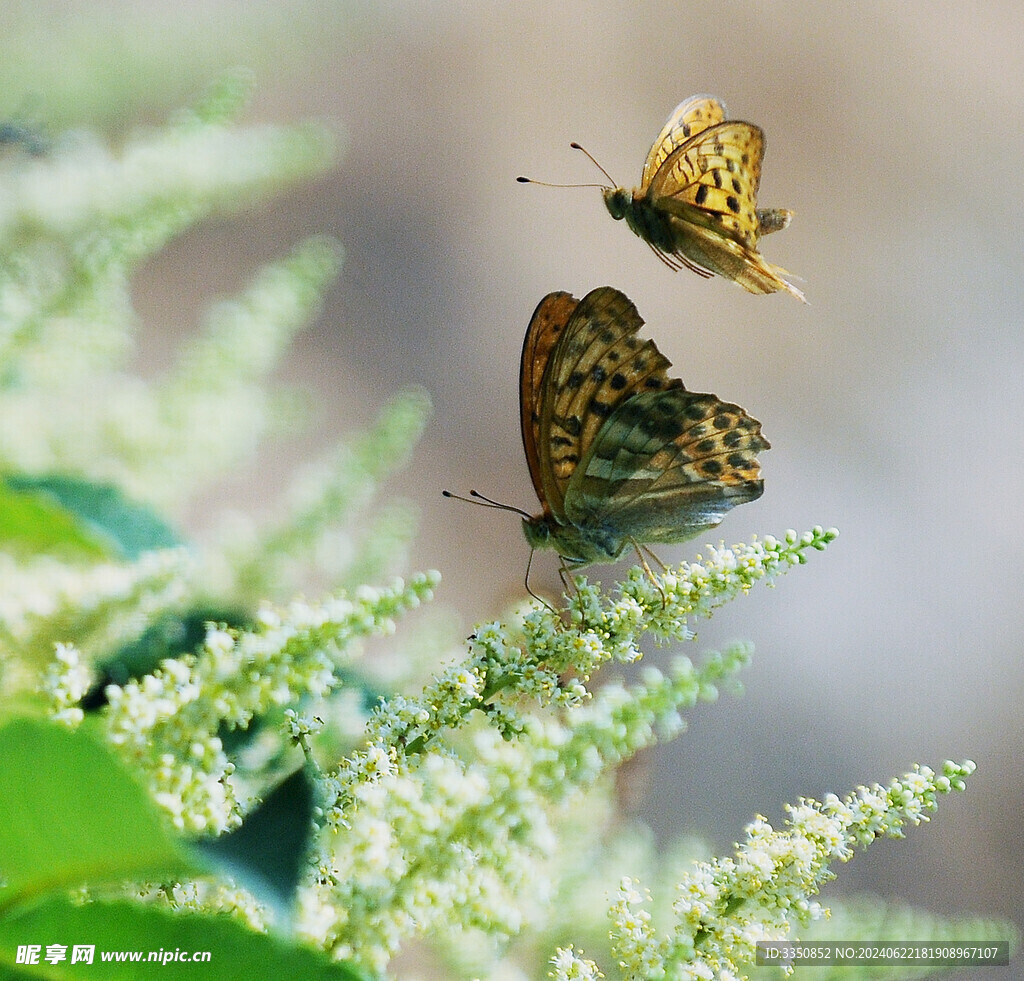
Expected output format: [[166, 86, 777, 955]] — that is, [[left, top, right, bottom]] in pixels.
[[520, 291, 579, 515]]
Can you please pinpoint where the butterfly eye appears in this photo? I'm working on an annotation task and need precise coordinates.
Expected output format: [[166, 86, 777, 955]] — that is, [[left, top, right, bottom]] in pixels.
[[602, 188, 629, 220], [521, 517, 551, 549]]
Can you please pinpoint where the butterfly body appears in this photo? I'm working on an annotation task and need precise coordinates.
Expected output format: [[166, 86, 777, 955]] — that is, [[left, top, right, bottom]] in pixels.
[[520, 286, 769, 570], [598, 95, 804, 300], [603, 186, 680, 260], [522, 511, 626, 567]]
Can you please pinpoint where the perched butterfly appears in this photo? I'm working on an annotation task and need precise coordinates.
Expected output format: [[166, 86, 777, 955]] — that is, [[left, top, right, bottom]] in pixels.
[[517, 286, 769, 569], [519, 95, 804, 301]]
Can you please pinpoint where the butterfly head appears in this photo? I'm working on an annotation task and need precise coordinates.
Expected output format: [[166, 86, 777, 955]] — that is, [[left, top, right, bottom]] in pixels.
[[602, 186, 630, 221], [521, 513, 549, 549]]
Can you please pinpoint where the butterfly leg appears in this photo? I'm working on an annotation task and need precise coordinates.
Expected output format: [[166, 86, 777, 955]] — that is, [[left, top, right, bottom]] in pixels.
[[557, 558, 578, 602], [646, 239, 682, 271], [671, 249, 714, 279], [630, 539, 668, 605], [648, 237, 714, 279], [638, 542, 668, 572]]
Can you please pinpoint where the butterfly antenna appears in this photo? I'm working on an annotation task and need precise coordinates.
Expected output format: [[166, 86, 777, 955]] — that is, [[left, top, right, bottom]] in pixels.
[[569, 142, 617, 186], [516, 175, 606, 190], [442, 489, 532, 519]]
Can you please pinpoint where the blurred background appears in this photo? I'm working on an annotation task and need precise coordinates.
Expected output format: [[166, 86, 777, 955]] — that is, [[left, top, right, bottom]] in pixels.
[[5, 0, 1021, 968]]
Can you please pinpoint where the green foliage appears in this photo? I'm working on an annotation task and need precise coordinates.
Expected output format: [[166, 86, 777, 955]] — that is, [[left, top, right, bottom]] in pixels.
[[0, 717, 195, 910], [5, 476, 183, 559], [0, 480, 110, 560], [0, 895, 362, 980]]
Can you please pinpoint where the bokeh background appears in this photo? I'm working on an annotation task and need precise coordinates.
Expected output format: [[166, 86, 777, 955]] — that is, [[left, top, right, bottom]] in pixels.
[[5, 0, 1021, 971]]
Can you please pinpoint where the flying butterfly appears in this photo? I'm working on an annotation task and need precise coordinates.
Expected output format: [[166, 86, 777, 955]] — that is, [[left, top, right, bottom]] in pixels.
[[518, 95, 804, 301], [498, 285, 769, 574]]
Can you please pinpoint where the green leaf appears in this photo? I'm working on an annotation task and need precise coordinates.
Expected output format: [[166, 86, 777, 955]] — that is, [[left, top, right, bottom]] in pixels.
[[0, 718, 195, 911], [0, 895, 365, 980], [0, 482, 109, 559], [5, 476, 184, 559], [196, 768, 315, 911]]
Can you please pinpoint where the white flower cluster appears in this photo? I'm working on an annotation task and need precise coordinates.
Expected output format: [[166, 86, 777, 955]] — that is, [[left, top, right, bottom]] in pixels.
[[329, 530, 833, 777], [0, 238, 340, 513], [574, 527, 840, 645], [550, 945, 604, 980], [299, 640, 751, 975], [532, 646, 751, 803], [301, 734, 547, 974], [2, 548, 193, 688], [101, 573, 438, 832], [0, 77, 337, 515], [0, 95, 331, 244], [41, 641, 92, 727], [281, 533, 842, 973], [133, 877, 268, 933], [547, 761, 976, 981]]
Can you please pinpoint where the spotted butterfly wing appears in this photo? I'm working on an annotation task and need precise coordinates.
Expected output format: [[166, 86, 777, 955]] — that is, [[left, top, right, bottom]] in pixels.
[[520, 286, 769, 567], [641, 94, 727, 188], [648, 121, 766, 251], [521, 288, 676, 518], [565, 387, 767, 544]]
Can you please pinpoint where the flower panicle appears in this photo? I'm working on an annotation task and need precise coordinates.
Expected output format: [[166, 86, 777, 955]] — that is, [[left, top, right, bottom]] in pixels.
[[41, 641, 92, 727], [572, 526, 839, 642], [101, 572, 438, 832], [230, 388, 432, 599], [579, 760, 977, 980], [342, 528, 837, 769], [0, 548, 194, 674], [534, 643, 753, 802]]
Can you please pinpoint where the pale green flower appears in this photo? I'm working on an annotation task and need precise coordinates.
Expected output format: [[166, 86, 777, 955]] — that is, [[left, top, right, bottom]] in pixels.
[[550, 945, 604, 980]]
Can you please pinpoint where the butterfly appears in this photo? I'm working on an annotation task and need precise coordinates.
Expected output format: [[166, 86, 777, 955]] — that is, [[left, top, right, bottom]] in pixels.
[[518, 286, 769, 570], [519, 95, 804, 300]]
